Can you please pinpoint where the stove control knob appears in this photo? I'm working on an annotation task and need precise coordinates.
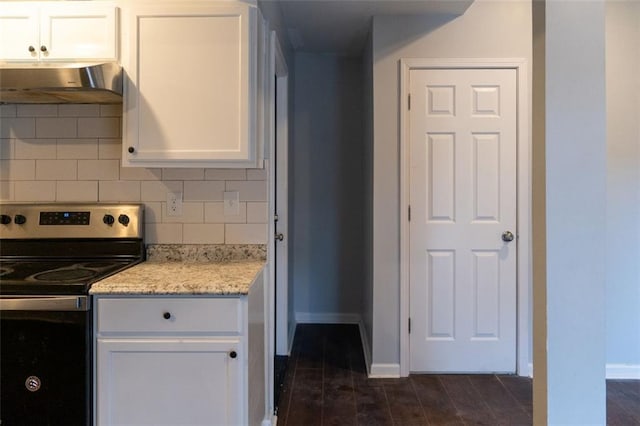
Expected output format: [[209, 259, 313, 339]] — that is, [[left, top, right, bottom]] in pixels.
[[118, 214, 130, 226], [14, 214, 26, 225], [103, 214, 115, 226], [0, 214, 11, 225]]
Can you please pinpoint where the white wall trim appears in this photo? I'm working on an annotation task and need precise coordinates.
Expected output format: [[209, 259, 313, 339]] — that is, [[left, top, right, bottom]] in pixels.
[[370, 363, 401, 378], [399, 58, 531, 377], [295, 312, 361, 324], [358, 320, 373, 376], [287, 319, 296, 356], [267, 27, 290, 425], [606, 364, 640, 380], [262, 415, 276, 426], [524, 363, 639, 380]]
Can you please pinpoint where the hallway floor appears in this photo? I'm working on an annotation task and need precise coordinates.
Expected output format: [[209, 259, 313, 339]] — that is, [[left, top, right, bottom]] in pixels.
[[275, 324, 640, 426]]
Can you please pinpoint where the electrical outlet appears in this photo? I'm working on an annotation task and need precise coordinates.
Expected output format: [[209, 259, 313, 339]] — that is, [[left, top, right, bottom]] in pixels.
[[223, 191, 240, 216], [167, 192, 183, 217]]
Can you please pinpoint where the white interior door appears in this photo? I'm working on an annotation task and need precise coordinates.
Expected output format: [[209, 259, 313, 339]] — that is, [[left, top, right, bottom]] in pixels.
[[409, 68, 517, 373]]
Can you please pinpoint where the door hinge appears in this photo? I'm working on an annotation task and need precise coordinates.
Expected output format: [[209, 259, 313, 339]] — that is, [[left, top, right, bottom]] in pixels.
[[274, 214, 279, 222], [408, 94, 411, 110], [408, 205, 411, 222], [408, 317, 411, 334]]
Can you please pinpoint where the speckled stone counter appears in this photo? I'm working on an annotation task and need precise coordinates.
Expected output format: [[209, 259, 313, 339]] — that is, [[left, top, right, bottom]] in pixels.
[[89, 261, 265, 295]]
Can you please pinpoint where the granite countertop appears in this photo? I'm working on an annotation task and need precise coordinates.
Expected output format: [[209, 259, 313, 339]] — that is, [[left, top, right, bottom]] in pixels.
[[89, 260, 265, 295]]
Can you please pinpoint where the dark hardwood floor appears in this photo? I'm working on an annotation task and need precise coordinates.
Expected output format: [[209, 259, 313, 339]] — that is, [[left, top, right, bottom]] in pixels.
[[275, 324, 640, 426]]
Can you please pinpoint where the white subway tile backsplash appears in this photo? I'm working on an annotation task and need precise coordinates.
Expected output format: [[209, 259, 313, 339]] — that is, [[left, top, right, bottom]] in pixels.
[[162, 168, 205, 181], [1, 110, 268, 245], [78, 117, 119, 138], [204, 201, 247, 223], [183, 224, 224, 244], [247, 168, 267, 181], [98, 139, 122, 159], [0, 181, 14, 201], [100, 105, 122, 117], [0, 160, 36, 180], [17, 105, 58, 117], [120, 166, 161, 181], [0, 118, 36, 138], [225, 180, 267, 201], [57, 139, 99, 159], [14, 139, 57, 159], [141, 180, 183, 202], [143, 202, 162, 223], [0, 139, 14, 159], [225, 224, 267, 244], [36, 118, 76, 138], [184, 181, 225, 201], [58, 105, 100, 117], [205, 169, 247, 180], [99, 181, 141, 202], [14, 181, 56, 201], [56, 181, 98, 202], [145, 223, 182, 244], [78, 160, 119, 180], [36, 160, 77, 180], [0, 105, 17, 118], [162, 202, 204, 223], [247, 202, 268, 223]]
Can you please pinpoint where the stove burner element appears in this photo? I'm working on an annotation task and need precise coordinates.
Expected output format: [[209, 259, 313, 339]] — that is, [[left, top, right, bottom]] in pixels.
[[0, 266, 14, 277], [19, 261, 131, 284], [33, 268, 96, 282]]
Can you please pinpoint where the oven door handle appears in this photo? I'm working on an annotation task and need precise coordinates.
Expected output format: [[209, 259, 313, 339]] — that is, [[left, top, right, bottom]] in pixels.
[[0, 296, 89, 311]]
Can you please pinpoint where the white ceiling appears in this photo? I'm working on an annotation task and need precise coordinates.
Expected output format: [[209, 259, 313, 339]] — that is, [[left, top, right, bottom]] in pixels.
[[261, 0, 473, 56]]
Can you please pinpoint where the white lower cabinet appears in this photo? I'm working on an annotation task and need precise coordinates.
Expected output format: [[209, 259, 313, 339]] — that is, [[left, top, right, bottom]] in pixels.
[[94, 297, 249, 426]]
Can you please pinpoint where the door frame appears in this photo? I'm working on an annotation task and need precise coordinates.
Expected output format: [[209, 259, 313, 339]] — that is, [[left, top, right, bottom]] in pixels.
[[267, 28, 289, 421], [399, 58, 531, 377], [269, 30, 289, 357]]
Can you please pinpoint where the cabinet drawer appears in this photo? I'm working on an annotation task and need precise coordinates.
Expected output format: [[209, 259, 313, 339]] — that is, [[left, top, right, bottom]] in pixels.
[[96, 297, 242, 334]]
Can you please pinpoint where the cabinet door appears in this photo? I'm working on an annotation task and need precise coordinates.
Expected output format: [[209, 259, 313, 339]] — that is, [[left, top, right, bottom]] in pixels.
[[0, 4, 39, 61], [122, 3, 257, 168], [97, 338, 243, 426], [39, 2, 117, 61]]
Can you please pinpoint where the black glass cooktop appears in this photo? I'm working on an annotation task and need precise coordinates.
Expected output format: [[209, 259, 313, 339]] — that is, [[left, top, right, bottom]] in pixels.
[[0, 260, 135, 295]]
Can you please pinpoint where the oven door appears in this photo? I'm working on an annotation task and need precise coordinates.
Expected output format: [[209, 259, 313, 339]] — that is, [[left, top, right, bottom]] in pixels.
[[0, 296, 91, 426]]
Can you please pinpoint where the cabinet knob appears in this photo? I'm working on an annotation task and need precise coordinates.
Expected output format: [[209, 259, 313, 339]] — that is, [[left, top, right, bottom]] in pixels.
[[128, 146, 135, 154], [229, 351, 237, 359], [163, 312, 171, 320], [40, 45, 47, 52], [28, 46, 36, 53]]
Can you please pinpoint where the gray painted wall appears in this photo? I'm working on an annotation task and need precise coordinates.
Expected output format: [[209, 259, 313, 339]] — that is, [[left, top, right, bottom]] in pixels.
[[291, 53, 366, 319], [542, 1, 607, 421], [605, 0, 640, 368], [371, 0, 533, 369]]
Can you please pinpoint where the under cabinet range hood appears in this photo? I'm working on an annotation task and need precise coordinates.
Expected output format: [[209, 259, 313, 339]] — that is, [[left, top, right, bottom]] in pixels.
[[0, 62, 123, 104]]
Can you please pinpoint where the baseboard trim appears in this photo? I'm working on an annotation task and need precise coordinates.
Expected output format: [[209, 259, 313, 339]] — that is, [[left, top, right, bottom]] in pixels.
[[370, 363, 401, 378], [358, 320, 372, 376], [287, 320, 296, 356], [295, 312, 361, 324], [526, 362, 639, 379], [606, 363, 640, 379]]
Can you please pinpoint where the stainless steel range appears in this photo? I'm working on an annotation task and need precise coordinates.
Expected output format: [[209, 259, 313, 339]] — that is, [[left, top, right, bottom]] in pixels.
[[0, 203, 144, 426]]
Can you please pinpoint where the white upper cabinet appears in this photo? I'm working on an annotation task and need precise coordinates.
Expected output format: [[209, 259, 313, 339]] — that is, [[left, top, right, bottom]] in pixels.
[[121, 2, 260, 168], [0, 1, 118, 62]]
